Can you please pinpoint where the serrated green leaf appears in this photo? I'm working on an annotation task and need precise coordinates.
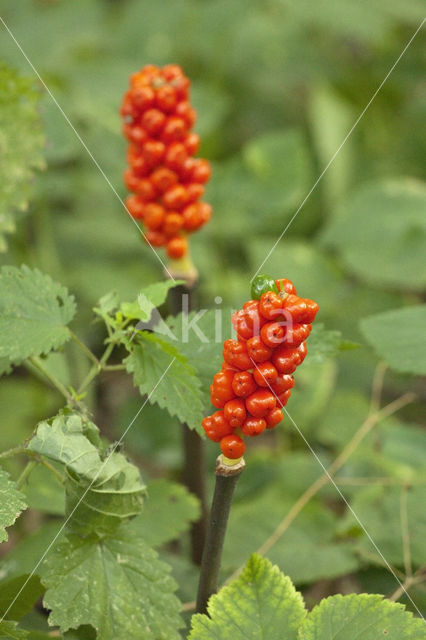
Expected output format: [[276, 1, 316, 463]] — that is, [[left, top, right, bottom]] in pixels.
[[360, 305, 426, 376], [0, 265, 76, 365], [41, 526, 183, 640], [0, 575, 44, 621], [0, 468, 27, 543], [163, 308, 229, 411], [0, 620, 28, 639], [0, 64, 45, 252], [122, 280, 185, 322], [307, 323, 359, 363], [127, 479, 200, 547], [28, 413, 145, 534], [125, 332, 204, 433], [299, 593, 426, 639], [189, 554, 306, 639], [321, 179, 426, 289]]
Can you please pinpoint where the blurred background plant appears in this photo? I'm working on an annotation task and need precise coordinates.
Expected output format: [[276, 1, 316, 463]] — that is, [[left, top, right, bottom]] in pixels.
[[0, 0, 425, 632]]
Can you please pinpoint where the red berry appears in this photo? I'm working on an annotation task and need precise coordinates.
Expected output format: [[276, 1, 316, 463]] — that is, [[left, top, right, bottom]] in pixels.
[[224, 399, 246, 428], [298, 341, 308, 363], [260, 322, 286, 348], [246, 335, 272, 363], [232, 310, 253, 341], [164, 142, 187, 171], [241, 416, 266, 437], [185, 132, 200, 154], [211, 370, 235, 403], [142, 108, 166, 135], [210, 387, 226, 409], [275, 278, 297, 295], [276, 389, 291, 407], [253, 361, 278, 387], [162, 184, 188, 210], [223, 339, 252, 371], [220, 434, 245, 459], [166, 235, 187, 259], [175, 100, 197, 127], [161, 117, 187, 143], [245, 389, 276, 418], [141, 140, 165, 166], [132, 86, 155, 111], [191, 159, 211, 184], [186, 183, 205, 203], [265, 407, 283, 429], [163, 212, 183, 236], [271, 374, 294, 395], [284, 323, 312, 348], [259, 291, 283, 320], [232, 371, 257, 398], [182, 202, 211, 231], [155, 85, 178, 112], [144, 203, 166, 230], [272, 346, 300, 374], [283, 295, 319, 324], [150, 167, 178, 193], [125, 195, 145, 219], [135, 178, 157, 201], [145, 230, 166, 247]]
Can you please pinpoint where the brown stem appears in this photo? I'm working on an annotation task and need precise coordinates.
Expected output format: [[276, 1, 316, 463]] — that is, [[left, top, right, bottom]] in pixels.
[[167, 266, 208, 565], [196, 456, 245, 614]]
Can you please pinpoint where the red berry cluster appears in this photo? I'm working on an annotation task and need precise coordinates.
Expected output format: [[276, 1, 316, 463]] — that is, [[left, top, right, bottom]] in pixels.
[[202, 277, 319, 460], [120, 64, 212, 259]]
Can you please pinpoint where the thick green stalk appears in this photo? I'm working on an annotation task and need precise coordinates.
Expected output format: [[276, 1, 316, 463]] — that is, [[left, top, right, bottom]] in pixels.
[[167, 260, 208, 566]]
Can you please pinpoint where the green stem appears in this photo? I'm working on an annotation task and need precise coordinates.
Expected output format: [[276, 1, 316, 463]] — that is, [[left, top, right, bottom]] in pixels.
[[77, 341, 115, 395], [69, 329, 101, 368], [196, 456, 245, 613], [28, 356, 75, 405], [168, 273, 208, 566], [16, 460, 36, 488], [0, 447, 26, 460]]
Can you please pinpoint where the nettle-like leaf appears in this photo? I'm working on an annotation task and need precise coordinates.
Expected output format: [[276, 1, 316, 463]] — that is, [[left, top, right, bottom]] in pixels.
[[125, 332, 204, 433], [127, 479, 200, 547], [190, 556, 425, 640], [41, 526, 183, 640], [0, 64, 45, 252], [121, 280, 184, 321], [360, 305, 426, 376], [0, 467, 27, 543], [299, 593, 426, 639], [28, 413, 145, 534], [163, 308, 229, 410], [0, 620, 28, 639], [0, 265, 76, 369], [307, 323, 358, 363], [189, 554, 306, 640]]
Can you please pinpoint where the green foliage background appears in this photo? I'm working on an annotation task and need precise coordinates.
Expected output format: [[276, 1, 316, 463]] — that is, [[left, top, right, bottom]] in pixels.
[[0, 0, 425, 637]]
